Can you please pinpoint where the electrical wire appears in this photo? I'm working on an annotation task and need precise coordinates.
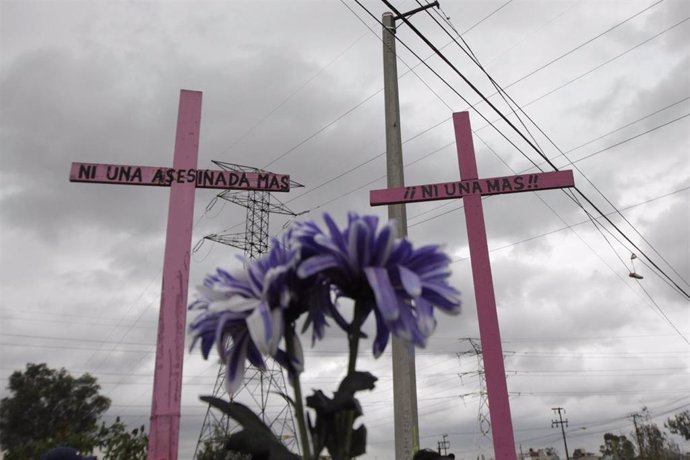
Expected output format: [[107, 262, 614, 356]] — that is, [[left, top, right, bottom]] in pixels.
[[430, 5, 690, 289], [369, 0, 690, 301]]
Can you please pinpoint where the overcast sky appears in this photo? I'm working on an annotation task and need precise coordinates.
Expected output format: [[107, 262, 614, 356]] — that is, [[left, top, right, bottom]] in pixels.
[[1, 0, 689, 458]]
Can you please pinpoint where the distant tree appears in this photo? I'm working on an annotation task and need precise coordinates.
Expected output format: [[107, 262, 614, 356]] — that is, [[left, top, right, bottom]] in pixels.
[[0, 363, 111, 459], [97, 416, 148, 460], [634, 407, 679, 460], [665, 409, 690, 440], [599, 433, 635, 459], [638, 421, 666, 458]]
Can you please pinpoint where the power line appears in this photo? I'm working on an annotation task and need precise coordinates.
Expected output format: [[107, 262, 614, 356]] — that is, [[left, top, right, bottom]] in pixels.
[[219, 9, 687, 231], [429, 5, 690, 299], [406, 100, 688, 223], [271, 0, 666, 209], [497, 0, 665, 90], [560, 97, 689, 155], [374, 0, 690, 301], [440, 13, 690, 291]]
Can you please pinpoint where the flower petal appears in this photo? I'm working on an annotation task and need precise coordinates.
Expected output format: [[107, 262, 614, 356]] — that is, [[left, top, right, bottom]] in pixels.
[[225, 334, 248, 395], [422, 283, 461, 313], [246, 341, 266, 369], [269, 307, 283, 356], [246, 302, 273, 355], [348, 219, 370, 271], [415, 297, 436, 336], [297, 254, 340, 279], [372, 308, 390, 358], [398, 265, 422, 298], [364, 267, 400, 321], [323, 213, 348, 253], [372, 222, 396, 266]]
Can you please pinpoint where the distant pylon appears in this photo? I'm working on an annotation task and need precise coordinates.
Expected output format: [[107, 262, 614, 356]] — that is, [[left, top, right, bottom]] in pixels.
[[457, 337, 516, 459], [193, 161, 305, 458], [457, 338, 491, 437]]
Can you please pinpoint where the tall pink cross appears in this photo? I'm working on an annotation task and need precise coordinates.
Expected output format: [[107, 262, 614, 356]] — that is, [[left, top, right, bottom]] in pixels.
[[370, 112, 575, 459], [69, 90, 291, 460]]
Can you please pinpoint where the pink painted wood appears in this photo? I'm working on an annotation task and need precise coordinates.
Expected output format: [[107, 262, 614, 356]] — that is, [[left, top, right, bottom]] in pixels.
[[370, 170, 574, 205], [147, 90, 202, 460], [69, 162, 290, 191], [370, 111, 575, 459], [454, 111, 516, 459], [70, 91, 295, 459]]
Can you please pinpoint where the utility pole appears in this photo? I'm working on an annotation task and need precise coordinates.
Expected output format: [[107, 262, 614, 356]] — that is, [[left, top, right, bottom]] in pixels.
[[381, 3, 437, 458], [439, 434, 450, 455], [551, 407, 570, 460], [631, 411, 644, 459]]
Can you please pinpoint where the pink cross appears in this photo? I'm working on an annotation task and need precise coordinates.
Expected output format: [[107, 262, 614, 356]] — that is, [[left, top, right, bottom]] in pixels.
[[371, 112, 575, 459], [69, 90, 290, 460]]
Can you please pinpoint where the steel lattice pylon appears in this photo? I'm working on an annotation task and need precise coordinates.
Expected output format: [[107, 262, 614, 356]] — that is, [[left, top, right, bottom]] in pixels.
[[457, 338, 491, 437], [457, 338, 516, 459], [193, 161, 304, 458]]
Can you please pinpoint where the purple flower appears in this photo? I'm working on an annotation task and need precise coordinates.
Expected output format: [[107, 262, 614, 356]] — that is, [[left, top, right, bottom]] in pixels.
[[188, 239, 294, 394], [188, 230, 347, 392], [294, 213, 461, 357], [189, 213, 461, 392]]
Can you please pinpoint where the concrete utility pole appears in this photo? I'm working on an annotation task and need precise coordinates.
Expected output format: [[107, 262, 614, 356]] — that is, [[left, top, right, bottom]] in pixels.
[[382, 12, 418, 460], [381, 4, 439, 458], [551, 407, 570, 460]]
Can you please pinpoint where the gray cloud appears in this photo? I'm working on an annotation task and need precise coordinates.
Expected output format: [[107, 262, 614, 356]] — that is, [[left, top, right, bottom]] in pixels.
[[1, 1, 688, 458]]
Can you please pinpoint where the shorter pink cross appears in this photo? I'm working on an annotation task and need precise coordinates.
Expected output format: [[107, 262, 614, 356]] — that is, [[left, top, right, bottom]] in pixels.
[[371, 112, 575, 459]]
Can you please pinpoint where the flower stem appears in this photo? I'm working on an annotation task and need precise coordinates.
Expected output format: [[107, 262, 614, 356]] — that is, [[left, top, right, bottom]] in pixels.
[[347, 303, 363, 375], [285, 323, 312, 460], [343, 302, 364, 458]]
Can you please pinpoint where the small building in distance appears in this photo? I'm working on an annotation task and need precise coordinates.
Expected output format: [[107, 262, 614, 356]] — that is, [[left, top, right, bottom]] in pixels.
[[519, 448, 560, 459]]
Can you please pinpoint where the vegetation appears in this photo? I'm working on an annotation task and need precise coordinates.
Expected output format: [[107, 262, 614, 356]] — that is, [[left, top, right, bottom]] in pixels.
[[599, 433, 635, 459], [195, 423, 250, 460], [0, 363, 147, 460], [599, 407, 688, 460], [665, 409, 690, 441], [97, 416, 148, 460]]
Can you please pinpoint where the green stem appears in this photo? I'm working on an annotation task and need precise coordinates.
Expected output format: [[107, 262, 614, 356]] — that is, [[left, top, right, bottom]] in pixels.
[[285, 323, 312, 460], [344, 302, 364, 459], [347, 303, 362, 375]]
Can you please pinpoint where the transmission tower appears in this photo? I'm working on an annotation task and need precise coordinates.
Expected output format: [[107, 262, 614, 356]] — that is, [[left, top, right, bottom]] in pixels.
[[193, 161, 305, 458], [457, 338, 516, 459], [457, 338, 491, 439]]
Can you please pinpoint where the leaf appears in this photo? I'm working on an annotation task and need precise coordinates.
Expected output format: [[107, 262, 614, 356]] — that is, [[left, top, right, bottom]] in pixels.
[[274, 391, 296, 408], [200, 396, 273, 437], [349, 425, 367, 457], [225, 430, 299, 460], [200, 396, 299, 460], [337, 371, 377, 396], [305, 390, 334, 414], [304, 373, 377, 460], [225, 431, 270, 458]]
